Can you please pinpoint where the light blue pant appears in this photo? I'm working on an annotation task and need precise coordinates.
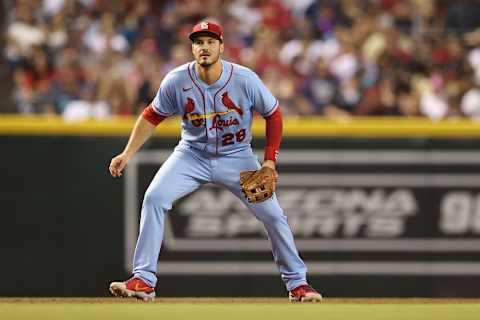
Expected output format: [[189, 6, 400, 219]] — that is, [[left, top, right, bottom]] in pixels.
[[132, 144, 307, 291]]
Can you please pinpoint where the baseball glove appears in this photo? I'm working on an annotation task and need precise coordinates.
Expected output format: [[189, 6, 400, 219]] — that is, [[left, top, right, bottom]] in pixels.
[[240, 167, 278, 203]]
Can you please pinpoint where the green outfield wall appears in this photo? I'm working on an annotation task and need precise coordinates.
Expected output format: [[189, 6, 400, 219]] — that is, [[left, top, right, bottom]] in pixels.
[[1, 116, 480, 297]]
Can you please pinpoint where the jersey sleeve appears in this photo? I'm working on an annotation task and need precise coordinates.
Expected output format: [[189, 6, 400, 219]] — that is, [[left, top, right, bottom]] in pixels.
[[248, 72, 278, 117], [142, 104, 166, 126], [151, 73, 177, 116]]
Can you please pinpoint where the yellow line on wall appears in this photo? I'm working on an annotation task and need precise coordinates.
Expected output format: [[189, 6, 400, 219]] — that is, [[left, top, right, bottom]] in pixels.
[[0, 115, 180, 137], [1, 115, 480, 138]]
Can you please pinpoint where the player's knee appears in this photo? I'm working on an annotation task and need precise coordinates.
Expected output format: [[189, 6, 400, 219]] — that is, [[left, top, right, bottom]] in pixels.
[[143, 189, 172, 211]]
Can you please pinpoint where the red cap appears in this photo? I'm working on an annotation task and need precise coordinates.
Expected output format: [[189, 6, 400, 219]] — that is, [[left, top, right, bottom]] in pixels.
[[189, 21, 224, 42]]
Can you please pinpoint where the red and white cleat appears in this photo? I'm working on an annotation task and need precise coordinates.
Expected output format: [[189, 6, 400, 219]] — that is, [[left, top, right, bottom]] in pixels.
[[288, 284, 323, 302], [109, 277, 155, 301]]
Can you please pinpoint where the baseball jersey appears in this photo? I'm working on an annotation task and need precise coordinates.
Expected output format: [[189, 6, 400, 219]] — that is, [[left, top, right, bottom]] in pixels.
[[150, 60, 279, 155]]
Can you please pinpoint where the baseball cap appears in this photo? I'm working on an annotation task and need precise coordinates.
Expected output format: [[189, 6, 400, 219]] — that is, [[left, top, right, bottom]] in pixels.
[[189, 21, 224, 42]]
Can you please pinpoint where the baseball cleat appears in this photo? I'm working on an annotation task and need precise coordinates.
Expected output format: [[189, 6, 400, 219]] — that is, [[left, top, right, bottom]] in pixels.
[[109, 277, 155, 301], [288, 284, 323, 302]]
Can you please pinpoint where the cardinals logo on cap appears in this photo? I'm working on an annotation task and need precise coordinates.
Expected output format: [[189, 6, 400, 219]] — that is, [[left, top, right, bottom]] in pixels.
[[189, 21, 224, 42]]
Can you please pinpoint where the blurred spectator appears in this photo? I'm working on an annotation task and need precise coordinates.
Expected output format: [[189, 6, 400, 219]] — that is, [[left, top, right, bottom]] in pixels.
[[3, 0, 480, 120], [356, 76, 400, 116], [6, 2, 46, 67], [62, 84, 110, 121], [299, 57, 351, 118], [83, 12, 130, 55], [461, 79, 480, 120], [419, 71, 450, 121]]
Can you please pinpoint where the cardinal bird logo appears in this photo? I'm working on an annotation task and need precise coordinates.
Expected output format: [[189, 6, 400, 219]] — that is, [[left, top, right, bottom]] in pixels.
[[184, 97, 195, 114], [183, 97, 204, 127], [221, 92, 243, 116]]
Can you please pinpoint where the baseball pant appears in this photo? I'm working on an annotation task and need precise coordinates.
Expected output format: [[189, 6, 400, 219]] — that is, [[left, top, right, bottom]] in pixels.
[[132, 144, 307, 291]]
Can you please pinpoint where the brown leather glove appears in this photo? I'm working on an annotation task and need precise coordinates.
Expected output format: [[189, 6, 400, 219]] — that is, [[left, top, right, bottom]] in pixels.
[[240, 166, 278, 203]]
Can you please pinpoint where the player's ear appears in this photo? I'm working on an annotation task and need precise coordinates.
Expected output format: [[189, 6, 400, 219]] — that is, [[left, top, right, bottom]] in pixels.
[[220, 42, 224, 54]]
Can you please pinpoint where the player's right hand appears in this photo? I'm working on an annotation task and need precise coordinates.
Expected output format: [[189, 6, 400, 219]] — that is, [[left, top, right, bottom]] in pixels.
[[109, 153, 130, 178]]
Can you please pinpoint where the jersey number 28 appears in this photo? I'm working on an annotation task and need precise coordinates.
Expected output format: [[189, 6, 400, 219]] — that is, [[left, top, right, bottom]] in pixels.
[[222, 129, 246, 146]]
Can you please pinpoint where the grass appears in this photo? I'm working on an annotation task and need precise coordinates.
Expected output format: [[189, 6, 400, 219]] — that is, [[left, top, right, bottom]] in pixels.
[[0, 298, 479, 320]]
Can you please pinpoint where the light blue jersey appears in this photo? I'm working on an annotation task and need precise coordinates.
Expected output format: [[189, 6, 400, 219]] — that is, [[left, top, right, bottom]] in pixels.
[[151, 60, 279, 155], [131, 60, 308, 293]]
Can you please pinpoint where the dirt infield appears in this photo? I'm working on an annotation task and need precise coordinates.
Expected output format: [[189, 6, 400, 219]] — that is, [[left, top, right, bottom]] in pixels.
[[1, 297, 479, 304]]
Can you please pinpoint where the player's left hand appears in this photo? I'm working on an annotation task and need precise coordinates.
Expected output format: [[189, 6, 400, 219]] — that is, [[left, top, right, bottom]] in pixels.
[[261, 160, 278, 182], [240, 163, 278, 203]]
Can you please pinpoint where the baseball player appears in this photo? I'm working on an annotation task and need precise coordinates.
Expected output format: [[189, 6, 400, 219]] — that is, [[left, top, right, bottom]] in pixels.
[[108, 21, 322, 302]]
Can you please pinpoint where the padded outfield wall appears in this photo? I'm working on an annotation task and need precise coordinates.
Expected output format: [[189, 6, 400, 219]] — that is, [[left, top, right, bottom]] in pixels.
[[1, 116, 480, 297]]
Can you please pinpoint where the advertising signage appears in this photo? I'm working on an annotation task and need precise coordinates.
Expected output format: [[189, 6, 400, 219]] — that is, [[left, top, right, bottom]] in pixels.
[[125, 149, 480, 276]]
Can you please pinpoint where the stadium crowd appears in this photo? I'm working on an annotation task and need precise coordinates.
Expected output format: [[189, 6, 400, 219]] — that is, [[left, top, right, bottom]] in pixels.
[[5, 0, 480, 120]]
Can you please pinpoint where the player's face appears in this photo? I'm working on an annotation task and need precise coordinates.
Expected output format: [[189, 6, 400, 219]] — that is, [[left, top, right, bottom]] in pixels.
[[191, 35, 224, 67]]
